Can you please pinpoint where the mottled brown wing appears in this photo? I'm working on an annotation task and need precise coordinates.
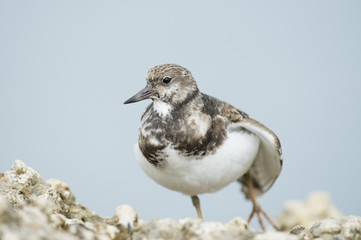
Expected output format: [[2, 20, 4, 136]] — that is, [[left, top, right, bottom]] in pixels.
[[235, 117, 283, 198], [218, 101, 282, 197]]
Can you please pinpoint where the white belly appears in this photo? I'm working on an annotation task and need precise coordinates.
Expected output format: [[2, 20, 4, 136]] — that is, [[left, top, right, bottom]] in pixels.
[[135, 131, 260, 196]]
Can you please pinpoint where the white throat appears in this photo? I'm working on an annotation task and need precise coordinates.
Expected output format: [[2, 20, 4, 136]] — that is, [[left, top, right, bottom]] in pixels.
[[153, 100, 173, 117]]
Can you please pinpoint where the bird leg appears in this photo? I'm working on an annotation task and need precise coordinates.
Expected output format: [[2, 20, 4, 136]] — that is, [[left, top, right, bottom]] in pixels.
[[191, 195, 203, 220], [246, 176, 278, 231]]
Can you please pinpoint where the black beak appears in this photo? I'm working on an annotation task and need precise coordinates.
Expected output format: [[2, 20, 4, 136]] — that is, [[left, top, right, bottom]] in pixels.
[[124, 86, 155, 104]]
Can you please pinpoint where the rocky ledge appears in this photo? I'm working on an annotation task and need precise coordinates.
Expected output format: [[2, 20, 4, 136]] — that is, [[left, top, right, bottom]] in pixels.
[[0, 160, 360, 240]]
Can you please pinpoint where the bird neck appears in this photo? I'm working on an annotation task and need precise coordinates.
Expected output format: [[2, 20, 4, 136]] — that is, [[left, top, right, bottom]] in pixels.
[[153, 100, 174, 118], [152, 90, 203, 118]]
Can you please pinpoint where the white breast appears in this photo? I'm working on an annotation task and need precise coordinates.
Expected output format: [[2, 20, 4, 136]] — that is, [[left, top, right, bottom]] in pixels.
[[135, 129, 261, 196], [153, 100, 173, 117]]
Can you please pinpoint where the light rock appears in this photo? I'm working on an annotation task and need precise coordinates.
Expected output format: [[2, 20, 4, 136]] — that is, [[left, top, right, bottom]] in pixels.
[[0, 160, 127, 240], [341, 216, 361, 240], [254, 231, 301, 240], [0, 193, 78, 240], [225, 217, 249, 231], [133, 218, 251, 240], [114, 204, 139, 232], [0, 160, 360, 240], [309, 216, 361, 240], [276, 191, 342, 231], [132, 218, 297, 240], [133, 218, 184, 239], [177, 217, 253, 240]]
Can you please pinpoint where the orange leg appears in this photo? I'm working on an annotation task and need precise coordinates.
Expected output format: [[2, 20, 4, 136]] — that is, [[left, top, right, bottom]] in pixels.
[[246, 177, 278, 231], [191, 195, 203, 220]]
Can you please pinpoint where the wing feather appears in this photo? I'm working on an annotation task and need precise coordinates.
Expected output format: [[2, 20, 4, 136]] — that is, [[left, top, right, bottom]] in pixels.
[[201, 94, 282, 198], [236, 117, 282, 198]]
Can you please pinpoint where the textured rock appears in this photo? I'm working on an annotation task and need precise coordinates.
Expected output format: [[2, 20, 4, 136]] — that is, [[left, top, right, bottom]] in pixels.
[[0, 160, 131, 240], [290, 216, 361, 240], [276, 192, 342, 231], [114, 205, 138, 229], [132, 217, 254, 240], [0, 160, 360, 240]]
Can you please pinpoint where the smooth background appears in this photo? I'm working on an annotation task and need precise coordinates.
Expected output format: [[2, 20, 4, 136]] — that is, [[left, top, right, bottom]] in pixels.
[[1, 1, 360, 228]]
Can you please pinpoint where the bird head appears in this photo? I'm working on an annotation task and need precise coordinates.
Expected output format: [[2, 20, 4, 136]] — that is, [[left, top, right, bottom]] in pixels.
[[124, 64, 199, 105]]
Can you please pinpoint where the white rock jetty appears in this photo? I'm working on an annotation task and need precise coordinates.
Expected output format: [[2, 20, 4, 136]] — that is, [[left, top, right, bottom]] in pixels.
[[0, 160, 360, 240]]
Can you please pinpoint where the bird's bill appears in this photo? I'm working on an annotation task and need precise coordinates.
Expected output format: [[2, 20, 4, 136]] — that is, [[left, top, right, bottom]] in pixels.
[[124, 86, 155, 104]]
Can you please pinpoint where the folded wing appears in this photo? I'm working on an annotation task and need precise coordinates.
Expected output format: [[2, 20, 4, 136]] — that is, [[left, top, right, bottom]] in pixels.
[[236, 117, 283, 198]]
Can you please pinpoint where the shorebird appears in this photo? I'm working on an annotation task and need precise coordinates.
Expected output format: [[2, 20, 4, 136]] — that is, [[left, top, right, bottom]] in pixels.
[[124, 64, 282, 230]]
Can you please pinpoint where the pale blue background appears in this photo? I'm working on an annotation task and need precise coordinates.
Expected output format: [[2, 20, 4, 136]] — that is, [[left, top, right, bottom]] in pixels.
[[1, 1, 360, 227]]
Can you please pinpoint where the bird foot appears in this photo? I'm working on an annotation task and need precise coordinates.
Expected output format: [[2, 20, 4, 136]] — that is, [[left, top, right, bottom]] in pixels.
[[247, 205, 278, 231]]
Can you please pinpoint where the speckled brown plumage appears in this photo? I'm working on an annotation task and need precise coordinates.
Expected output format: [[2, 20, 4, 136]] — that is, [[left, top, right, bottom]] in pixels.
[[124, 64, 283, 230], [138, 93, 236, 166]]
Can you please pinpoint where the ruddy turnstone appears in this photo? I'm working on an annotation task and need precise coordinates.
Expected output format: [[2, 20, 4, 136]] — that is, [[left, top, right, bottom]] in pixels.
[[124, 64, 282, 230]]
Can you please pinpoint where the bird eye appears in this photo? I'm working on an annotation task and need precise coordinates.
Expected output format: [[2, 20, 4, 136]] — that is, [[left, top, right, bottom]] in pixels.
[[162, 77, 172, 84]]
